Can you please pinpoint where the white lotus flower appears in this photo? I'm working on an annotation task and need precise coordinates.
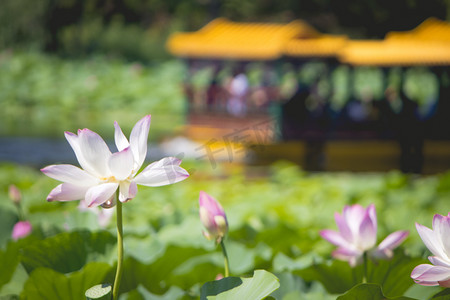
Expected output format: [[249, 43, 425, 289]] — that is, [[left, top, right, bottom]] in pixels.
[[411, 213, 450, 287], [41, 115, 189, 207]]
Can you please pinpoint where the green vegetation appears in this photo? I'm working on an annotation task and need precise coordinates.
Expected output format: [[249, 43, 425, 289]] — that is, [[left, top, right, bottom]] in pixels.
[[0, 51, 185, 140], [0, 161, 447, 298], [0, 52, 441, 141], [1, 0, 448, 58]]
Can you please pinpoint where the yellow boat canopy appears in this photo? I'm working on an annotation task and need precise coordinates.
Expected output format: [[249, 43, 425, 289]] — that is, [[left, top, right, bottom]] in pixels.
[[339, 40, 450, 66], [284, 34, 348, 58], [340, 18, 450, 66], [167, 18, 450, 65], [386, 17, 450, 43], [166, 18, 319, 60]]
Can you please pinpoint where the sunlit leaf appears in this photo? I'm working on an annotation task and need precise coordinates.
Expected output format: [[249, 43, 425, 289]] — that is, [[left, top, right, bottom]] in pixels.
[[200, 270, 279, 300], [85, 283, 111, 300], [404, 283, 442, 300]]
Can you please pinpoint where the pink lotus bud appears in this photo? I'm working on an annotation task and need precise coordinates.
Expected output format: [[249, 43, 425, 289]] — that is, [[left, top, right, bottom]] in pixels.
[[12, 221, 32, 240], [199, 191, 228, 243], [9, 185, 21, 204], [215, 274, 224, 280]]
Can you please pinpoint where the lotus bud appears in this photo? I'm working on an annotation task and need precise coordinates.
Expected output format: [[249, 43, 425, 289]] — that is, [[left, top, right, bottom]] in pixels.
[[12, 221, 32, 240], [9, 184, 21, 205], [199, 191, 228, 243]]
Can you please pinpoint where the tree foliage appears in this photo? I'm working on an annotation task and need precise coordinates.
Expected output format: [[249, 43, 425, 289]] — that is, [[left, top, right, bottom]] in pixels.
[[0, 0, 448, 60]]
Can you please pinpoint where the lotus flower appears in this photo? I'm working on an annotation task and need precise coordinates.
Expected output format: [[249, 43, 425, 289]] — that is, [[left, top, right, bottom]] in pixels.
[[199, 191, 228, 243], [12, 221, 32, 240], [41, 115, 189, 207], [411, 213, 450, 287], [320, 204, 409, 266]]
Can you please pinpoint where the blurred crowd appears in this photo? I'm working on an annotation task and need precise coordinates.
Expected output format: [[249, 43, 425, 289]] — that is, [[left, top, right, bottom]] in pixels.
[[181, 59, 449, 173]]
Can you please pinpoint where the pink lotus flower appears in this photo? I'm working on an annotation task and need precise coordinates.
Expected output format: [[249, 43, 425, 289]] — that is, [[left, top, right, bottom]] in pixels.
[[12, 221, 32, 240], [411, 213, 450, 287], [199, 191, 228, 243], [320, 204, 409, 267], [41, 115, 189, 207]]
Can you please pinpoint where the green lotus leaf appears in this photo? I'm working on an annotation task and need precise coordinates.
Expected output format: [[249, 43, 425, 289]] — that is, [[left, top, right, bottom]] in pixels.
[[21, 262, 112, 300], [337, 283, 416, 300], [200, 269, 279, 300], [20, 230, 116, 274]]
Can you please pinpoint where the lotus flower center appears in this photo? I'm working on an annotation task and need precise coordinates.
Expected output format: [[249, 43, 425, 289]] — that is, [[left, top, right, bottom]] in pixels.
[[101, 176, 119, 183]]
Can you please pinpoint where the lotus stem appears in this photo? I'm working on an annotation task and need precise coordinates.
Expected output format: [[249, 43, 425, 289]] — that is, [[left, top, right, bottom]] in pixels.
[[112, 196, 123, 300], [220, 239, 230, 277]]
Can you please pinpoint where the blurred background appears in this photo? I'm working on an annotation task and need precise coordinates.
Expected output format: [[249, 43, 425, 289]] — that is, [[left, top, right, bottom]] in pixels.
[[1, 0, 450, 174], [1, 3, 450, 299]]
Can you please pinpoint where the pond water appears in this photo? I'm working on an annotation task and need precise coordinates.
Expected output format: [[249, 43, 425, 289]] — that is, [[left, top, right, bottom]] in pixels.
[[0, 137, 166, 168]]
